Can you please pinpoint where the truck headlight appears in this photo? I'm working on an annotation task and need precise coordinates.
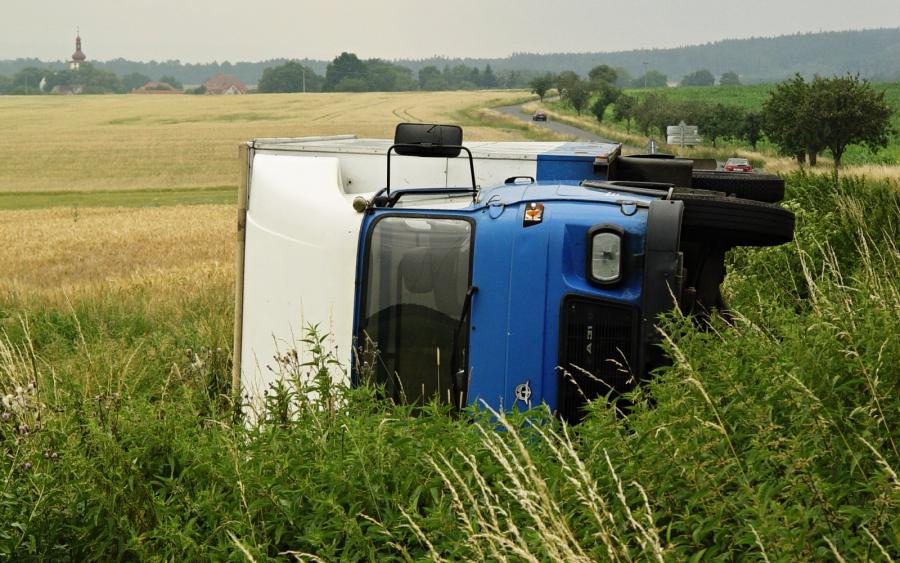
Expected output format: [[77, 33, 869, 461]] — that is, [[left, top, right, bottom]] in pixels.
[[588, 227, 623, 284]]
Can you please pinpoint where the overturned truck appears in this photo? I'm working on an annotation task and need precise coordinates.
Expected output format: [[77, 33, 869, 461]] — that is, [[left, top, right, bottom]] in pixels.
[[232, 124, 793, 423]]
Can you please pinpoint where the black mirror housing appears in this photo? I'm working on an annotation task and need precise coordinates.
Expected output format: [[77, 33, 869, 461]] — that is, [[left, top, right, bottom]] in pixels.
[[393, 123, 463, 158]]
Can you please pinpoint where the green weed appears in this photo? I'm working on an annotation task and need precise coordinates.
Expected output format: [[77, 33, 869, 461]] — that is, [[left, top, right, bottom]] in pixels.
[[1, 172, 897, 560]]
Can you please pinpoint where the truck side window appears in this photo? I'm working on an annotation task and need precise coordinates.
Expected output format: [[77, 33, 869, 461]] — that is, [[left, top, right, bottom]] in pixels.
[[361, 217, 472, 406]]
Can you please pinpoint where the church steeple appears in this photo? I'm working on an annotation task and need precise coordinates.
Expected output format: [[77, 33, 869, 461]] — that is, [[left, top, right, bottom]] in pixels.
[[70, 28, 86, 70]]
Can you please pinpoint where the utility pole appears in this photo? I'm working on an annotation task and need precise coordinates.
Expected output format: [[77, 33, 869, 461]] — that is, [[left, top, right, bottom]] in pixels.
[[302, 68, 306, 93]]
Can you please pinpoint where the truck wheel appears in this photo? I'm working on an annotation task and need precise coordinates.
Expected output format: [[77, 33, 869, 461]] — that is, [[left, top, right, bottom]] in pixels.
[[691, 170, 785, 203], [673, 192, 795, 247]]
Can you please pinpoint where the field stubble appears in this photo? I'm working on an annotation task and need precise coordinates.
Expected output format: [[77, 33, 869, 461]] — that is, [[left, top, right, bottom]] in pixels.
[[0, 204, 234, 292], [0, 91, 531, 193]]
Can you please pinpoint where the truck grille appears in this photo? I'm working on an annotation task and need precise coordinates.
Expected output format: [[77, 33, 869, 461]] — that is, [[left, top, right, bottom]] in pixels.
[[558, 297, 638, 424]]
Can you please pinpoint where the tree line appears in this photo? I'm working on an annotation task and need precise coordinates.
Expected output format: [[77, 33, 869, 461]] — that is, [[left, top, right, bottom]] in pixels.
[[541, 67, 895, 167], [0, 64, 208, 95], [257, 52, 541, 93], [0, 53, 542, 95]]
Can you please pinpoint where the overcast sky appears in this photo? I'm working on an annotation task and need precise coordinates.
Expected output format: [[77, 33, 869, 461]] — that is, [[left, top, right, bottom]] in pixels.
[[2, 0, 899, 62]]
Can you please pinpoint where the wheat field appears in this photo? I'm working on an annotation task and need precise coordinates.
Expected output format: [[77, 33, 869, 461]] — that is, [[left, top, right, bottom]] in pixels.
[[0, 91, 530, 193]]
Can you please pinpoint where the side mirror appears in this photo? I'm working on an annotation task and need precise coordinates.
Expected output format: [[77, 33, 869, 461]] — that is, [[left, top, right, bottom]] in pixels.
[[393, 123, 463, 158]]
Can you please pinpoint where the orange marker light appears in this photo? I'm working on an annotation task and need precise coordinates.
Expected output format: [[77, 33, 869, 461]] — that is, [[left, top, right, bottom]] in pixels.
[[523, 202, 544, 227]]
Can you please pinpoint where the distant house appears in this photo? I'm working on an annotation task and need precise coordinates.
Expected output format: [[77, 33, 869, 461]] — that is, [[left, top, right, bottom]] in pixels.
[[132, 81, 182, 94], [203, 74, 248, 95]]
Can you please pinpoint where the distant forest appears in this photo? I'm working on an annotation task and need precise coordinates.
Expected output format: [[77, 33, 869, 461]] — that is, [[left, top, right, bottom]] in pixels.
[[1, 28, 898, 87]]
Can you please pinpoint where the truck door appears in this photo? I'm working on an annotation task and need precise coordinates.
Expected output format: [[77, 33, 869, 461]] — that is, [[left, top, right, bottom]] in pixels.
[[357, 215, 474, 407]]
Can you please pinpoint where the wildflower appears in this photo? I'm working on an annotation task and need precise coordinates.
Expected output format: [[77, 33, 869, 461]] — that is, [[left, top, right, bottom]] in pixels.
[[21, 461, 32, 471], [1, 395, 11, 409], [17, 423, 29, 435], [1, 412, 11, 422]]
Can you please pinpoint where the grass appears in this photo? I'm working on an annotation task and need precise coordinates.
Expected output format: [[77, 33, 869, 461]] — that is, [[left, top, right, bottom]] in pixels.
[[0, 186, 236, 210], [0, 171, 897, 560]]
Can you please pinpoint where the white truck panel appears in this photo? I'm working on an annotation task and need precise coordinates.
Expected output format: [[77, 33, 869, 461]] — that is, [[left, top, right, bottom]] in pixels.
[[240, 153, 360, 413]]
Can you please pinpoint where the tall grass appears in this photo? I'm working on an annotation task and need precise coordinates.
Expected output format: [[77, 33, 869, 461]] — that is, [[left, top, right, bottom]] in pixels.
[[1, 171, 898, 559]]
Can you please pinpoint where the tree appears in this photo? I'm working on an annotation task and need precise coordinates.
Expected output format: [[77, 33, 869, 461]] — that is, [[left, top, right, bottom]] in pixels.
[[0, 74, 10, 95], [481, 65, 497, 89], [695, 103, 742, 147], [529, 73, 554, 102], [719, 71, 741, 86], [612, 93, 635, 132], [589, 82, 621, 123], [324, 52, 367, 91], [158, 75, 182, 90], [738, 111, 765, 150], [808, 74, 894, 166], [364, 59, 416, 91], [632, 70, 667, 88], [567, 79, 593, 115], [10, 67, 46, 94], [613, 67, 633, 89], [258, 61, 323, 93], [681, 69, 715, 86], [588, 64, 617, 85], [418, 66, 446, 91], [763, 75, 819, 165], [556, 70, 580, 100], [632, 92, 684, 136], [122, 72, 151, 92]]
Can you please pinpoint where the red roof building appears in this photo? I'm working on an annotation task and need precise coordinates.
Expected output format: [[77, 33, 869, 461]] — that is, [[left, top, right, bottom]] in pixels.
[[203, 74, 248, 95]]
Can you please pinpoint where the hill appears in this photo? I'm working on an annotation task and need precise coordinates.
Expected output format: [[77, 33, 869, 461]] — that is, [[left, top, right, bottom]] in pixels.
[[401, 28, 900, 83], [1, 28, 898, 86]]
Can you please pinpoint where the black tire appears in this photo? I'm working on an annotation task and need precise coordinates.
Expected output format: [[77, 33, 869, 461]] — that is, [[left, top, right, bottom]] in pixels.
[[673, 192, 795, 247], [691, 170, 785, 203]]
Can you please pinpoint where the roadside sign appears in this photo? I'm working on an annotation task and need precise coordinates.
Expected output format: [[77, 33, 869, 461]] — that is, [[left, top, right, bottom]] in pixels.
[[666, 120, 702, 147]]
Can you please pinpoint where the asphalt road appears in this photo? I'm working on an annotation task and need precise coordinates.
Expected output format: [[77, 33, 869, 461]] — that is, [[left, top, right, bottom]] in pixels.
[[495, 104, 620, 144]]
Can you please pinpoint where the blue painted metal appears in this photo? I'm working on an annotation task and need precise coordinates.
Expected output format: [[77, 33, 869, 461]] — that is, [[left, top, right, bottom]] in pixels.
[[535, 142, 613, 183], [353, 177, 655, 414], [351, 142, 661, 413]]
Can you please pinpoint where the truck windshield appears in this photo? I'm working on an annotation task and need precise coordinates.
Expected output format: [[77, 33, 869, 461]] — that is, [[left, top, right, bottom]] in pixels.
[[360, 216, 473, 406]]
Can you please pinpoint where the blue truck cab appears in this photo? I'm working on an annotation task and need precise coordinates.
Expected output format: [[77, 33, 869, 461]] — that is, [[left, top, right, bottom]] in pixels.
[[349, 124, 793, 422]]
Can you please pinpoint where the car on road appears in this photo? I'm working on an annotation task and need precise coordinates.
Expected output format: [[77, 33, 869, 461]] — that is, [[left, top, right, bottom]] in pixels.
[[724, 157, 752, 172], [532, 111, 547, 122]]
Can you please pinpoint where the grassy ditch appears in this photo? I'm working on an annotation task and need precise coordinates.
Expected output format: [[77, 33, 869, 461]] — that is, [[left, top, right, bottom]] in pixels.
[[1, 172, 898, 560]]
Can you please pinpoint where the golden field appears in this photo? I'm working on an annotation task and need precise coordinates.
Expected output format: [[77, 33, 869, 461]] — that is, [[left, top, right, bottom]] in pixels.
[[0, 90, 531, 193], [0, 205, 234, 292]]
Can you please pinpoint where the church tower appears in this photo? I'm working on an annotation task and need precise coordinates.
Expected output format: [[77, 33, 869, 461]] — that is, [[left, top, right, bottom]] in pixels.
[[69, 30, 86, 70]]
